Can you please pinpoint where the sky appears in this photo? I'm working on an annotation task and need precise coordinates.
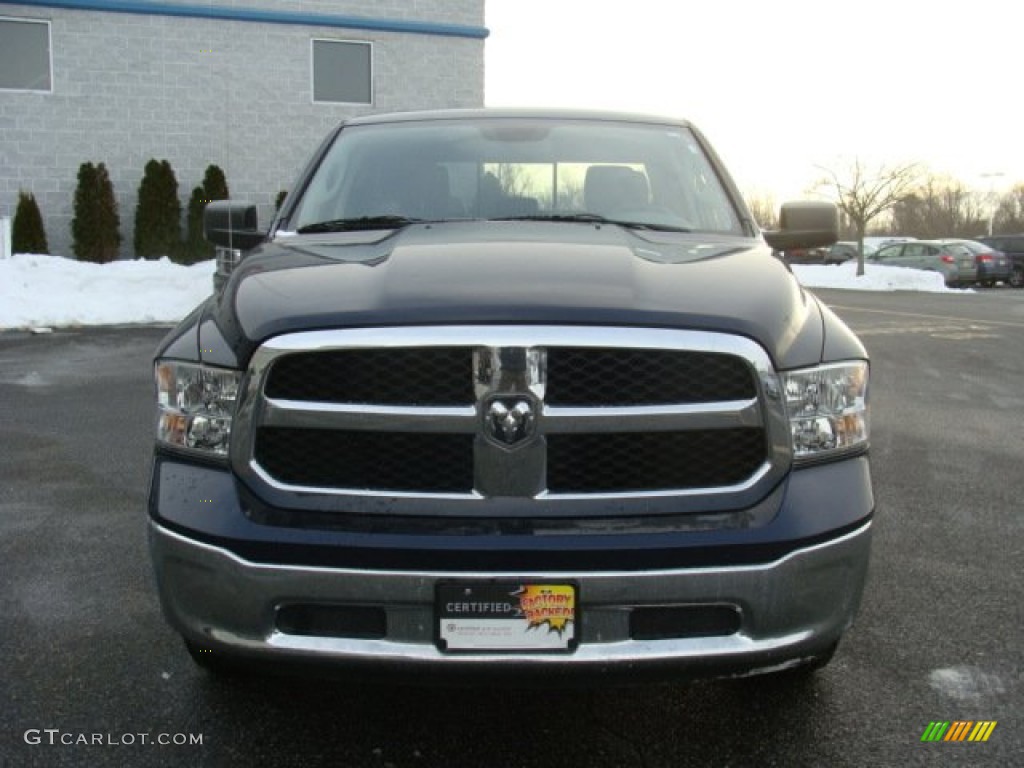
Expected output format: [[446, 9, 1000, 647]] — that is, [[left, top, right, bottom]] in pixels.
[[0, 254, 966, 331], [484, 0, 1024, 203]]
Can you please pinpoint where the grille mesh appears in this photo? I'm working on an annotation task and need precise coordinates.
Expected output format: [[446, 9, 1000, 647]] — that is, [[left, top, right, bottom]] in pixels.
[[255, 428, 474, 493], [547, 429, 765, 493], [264, 347, 474, 406], [547, 348, 756, 406]]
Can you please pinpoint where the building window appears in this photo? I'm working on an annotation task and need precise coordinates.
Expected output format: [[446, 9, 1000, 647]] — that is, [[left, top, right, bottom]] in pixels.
[[311, 39, 372, 105], [0, 18, 52, 92]]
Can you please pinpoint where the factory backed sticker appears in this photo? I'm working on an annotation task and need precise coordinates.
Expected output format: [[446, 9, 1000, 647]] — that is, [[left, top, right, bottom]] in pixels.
[[436, 582, 577, 652]]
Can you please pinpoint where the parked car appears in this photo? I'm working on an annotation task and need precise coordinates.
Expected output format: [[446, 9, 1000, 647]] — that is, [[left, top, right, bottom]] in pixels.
[[825, 241, 875, 265], [780, 246, 829, 264], [977, 234, 1024, 288], [868, 239, 977, 286], [940, 239, 1010, 287], [862, 236, 916, 252]]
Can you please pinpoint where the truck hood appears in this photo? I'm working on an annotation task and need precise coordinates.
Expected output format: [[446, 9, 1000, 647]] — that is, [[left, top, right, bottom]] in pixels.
[[202, 221, 825, 369]]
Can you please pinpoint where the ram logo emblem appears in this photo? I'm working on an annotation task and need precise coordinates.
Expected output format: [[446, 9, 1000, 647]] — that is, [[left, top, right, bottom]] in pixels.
[[485, 398, 536, 447]]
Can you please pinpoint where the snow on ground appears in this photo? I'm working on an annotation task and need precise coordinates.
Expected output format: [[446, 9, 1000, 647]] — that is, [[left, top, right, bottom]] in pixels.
[[790, 261, 960, 293], [0, 252, 966, 331], [0, 254, 214, 330]]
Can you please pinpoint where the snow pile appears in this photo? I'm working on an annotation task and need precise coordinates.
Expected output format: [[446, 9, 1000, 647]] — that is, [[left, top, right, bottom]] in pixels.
[[1, 254, 213, 330], [0, 252, 967, 331], [792, 261, 960, 293]]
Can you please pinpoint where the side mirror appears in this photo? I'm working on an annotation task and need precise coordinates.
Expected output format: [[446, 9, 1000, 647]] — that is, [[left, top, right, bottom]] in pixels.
[[203, 201, 264, 250], [762, 201, 838, 251]]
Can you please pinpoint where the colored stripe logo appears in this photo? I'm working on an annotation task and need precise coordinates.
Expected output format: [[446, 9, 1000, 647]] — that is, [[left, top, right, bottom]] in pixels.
[[921, 721, 997, 742]]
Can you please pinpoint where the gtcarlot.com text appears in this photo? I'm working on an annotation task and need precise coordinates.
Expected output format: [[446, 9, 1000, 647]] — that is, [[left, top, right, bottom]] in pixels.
[[24, 729, 203, 747]]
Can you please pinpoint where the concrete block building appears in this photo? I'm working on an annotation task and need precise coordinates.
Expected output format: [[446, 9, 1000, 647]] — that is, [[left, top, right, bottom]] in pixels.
[[0, 0, 487, 257]]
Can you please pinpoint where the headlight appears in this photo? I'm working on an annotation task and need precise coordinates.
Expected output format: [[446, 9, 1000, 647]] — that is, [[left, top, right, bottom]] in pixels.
[[782, 361, 868, 462], [155, 361, 241, 457]]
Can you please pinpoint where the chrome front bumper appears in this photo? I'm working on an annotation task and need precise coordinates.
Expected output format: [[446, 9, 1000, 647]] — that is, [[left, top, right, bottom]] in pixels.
[[150, 519, 871, 678]]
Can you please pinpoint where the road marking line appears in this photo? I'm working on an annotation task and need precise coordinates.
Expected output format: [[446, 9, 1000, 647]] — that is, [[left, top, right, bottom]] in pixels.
[[826, 304, 1024, 330], [854, 323, 1000, 339], [929, 332, 1001, 340]]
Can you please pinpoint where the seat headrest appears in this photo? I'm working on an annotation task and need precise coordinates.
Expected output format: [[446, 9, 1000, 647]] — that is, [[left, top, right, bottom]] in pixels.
[[584, 165, 650, 214]]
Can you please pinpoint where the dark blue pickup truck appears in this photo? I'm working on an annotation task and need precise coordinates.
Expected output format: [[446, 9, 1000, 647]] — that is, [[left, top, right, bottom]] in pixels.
[[148, 109, 872, 681]]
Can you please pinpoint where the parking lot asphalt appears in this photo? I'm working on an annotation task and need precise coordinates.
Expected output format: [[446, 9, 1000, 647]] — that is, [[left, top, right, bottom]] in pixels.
[[1, 288, 1021, 767]]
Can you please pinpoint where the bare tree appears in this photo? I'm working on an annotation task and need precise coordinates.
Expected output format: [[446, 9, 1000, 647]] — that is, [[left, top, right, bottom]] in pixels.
[[890, 175, 986, 239], [817, 159, 920, 275], [744, 193, 779, 230], [553, 177, 584, 211], [993, 184, 1024, 234], [491, 163, 533, 198]]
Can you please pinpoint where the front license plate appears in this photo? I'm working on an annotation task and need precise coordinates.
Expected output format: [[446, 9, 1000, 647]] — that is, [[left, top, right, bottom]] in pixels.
[[437, 582, 577, 652]]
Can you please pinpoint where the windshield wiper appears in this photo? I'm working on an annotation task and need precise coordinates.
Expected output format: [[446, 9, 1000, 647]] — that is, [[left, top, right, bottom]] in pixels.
[[296, 215, 423, 234], [493, 213, 691, 232], [492, 213, 607, 224]]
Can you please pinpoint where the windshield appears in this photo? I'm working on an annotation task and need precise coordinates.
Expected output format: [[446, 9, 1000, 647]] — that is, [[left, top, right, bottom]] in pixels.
[[289, 117, 744, 235]]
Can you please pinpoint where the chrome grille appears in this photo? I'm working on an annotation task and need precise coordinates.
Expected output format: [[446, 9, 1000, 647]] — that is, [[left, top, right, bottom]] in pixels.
[[232, 326, 791, 517], [263, 346, 756, 407]]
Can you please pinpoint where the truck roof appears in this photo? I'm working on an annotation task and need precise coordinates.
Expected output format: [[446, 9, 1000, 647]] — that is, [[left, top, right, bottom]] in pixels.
[[343, 107, 695, 128]]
